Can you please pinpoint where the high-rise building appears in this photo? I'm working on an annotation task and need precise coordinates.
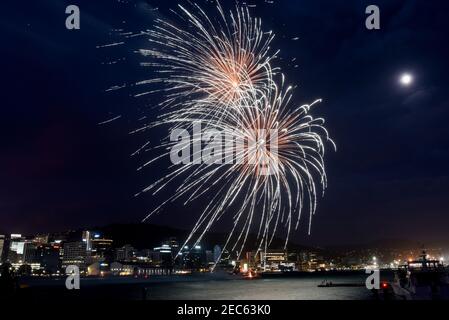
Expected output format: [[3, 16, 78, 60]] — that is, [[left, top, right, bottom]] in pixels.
[[82, 230, 93, 252], [163, 237, 179, 251], [153, 244, 173, 267], [36, 244, 60, 274], [62, 241, 87, 269], [23, 242, 38, 264], [297, 251, 320, 271], [213, 247, 231, 268], [213, 245, 222, 262], [91, 238, 113, 255], [8, 234, 26, 263], [0, 235, 5, 263], [115, 245, 135, 262], [206, 250, 214, 265], [90, 238, 113, 263], [181, 245, 206, 270]]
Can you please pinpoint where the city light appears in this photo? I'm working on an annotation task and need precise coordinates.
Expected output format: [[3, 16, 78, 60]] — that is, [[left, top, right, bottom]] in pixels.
[[1, 228, 448, 288]]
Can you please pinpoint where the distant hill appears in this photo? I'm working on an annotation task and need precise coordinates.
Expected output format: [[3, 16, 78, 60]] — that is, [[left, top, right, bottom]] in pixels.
[[326, 238, 429, 251], [94, 223, 316, 252]]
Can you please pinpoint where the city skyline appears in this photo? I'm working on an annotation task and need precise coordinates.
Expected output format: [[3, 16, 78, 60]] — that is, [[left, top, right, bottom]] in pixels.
[[1, 221, 449, 250], [1, 223, 447, 265]]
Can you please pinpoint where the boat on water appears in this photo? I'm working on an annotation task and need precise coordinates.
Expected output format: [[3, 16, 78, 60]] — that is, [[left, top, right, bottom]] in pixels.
[[390, 251, 449, 300]]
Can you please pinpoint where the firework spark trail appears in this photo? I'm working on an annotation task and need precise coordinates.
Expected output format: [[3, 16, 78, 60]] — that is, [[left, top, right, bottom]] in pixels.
[[135, 2, 335, 262], [141, 82, 335, 260], [137, 2, 278, 121]]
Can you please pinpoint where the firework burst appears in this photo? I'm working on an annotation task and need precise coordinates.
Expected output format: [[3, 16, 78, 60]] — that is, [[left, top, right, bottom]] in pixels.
[[135, 2, 335, 262], [139, 79, 335, 260], [137, 2, 278, 121]]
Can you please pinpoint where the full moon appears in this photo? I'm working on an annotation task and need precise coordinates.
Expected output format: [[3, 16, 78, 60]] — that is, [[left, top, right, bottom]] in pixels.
[[400, 73, 413, 86]]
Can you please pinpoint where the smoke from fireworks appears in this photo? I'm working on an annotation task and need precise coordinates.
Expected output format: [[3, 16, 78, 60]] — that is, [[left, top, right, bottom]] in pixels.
[[136, 2, 335, 260]]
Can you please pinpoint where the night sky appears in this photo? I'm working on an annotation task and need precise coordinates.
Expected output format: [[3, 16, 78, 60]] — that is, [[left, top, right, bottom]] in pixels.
[[1, 0, 449, 247]]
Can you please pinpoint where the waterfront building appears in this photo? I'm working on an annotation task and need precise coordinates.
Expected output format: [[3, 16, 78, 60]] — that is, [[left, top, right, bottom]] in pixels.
[[180, 245, 206, 270], [163, 237, 180, 251], [134, 249, 153, 263], [110, 261, 173, 277], [90, 237, 113, 263], [62, 241, 87, 270], [260, 249, 288, 271], [154, 244, 174, 267], [87, 261, 110, 276], [36, 244, 60, 274], [115, 244, 136, 262]]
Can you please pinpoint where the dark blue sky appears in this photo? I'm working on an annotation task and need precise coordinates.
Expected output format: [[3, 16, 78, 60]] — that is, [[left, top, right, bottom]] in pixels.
[[1, 0, 449, 246]]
